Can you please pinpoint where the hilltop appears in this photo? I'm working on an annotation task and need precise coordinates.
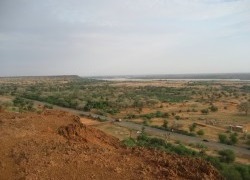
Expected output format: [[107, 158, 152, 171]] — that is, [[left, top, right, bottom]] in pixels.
[[0, 110, 222, 179]]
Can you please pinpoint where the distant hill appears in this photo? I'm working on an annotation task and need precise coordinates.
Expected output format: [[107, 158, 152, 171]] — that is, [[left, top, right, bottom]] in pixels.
[[0, 75, 80, 79], [93, 73, 250, 80]]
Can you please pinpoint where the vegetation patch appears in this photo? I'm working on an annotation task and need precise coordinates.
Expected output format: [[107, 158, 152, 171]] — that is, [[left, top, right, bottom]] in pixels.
[[123, 128, 250, 180]]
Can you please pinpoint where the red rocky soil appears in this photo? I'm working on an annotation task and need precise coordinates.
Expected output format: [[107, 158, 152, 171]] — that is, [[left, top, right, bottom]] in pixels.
[[0, 110, 223, 180]]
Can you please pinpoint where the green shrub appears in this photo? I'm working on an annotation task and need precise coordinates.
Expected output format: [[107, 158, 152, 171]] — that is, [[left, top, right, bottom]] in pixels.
[[221, 165, 242, 180], [219, 133, 238, 145], [155, 111, 163, 118], [229, 133, 238, 145], [122, 134, 249, 179], [235, 164, 250, 180], [197, 129, 205, 136], [218, 149, 235, 163], [205, 156, 223, 170], [137, 127, 149, 142], [149, 138, 166, 147], [175, 115, 181, 120], [219, 134, 228, 144], [172, 144, 197, 156], [44, 104, 53, 109], [13, 97, 34, 112], [122, 138, 136, 147]]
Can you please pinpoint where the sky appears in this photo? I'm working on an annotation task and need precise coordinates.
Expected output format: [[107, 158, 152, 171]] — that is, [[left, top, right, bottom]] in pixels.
[[0, 0, 250, 76]]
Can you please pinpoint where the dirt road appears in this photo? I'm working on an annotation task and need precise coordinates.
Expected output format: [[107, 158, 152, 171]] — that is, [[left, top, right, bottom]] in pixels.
[[117, 121, 250, 157]]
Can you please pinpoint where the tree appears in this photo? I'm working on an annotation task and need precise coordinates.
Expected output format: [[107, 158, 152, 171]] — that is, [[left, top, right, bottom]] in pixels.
[[238, 102, 250, 116], [218, 149, 235, 163]]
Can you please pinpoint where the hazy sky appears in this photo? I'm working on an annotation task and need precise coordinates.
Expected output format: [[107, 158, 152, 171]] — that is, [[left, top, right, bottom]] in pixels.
[[0, 0, 250, 76]]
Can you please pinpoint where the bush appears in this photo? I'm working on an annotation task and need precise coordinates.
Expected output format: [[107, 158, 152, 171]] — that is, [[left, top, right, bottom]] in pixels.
[[175, 115, 181, 120], [122, 138, 136, 147], [13, 97, 34, 112], [155, 111, 163, 118], [219, 134, 228, 144], [123, 134, 249, 180], [229, 133, 238, 145], [218, 149, 235, 163], [197, 129, 205, 136], [162, 119, 168, 129], [44, 104, 53, 109], [221, 165, 242, 180], [205, 156, 223, 170], [122, 132, 250, 180], [196, 143, 207, 150], [189, 123, 197, 132], [172, 144, 197, 156], [235, 164, 250, 180], [137, 126, 149, 142], [163, 112, 170, 118], [219, 133, 238, 145], [201, 109, 209, 114], [210, 105, 218, 112], [149, 138, 166, 147]]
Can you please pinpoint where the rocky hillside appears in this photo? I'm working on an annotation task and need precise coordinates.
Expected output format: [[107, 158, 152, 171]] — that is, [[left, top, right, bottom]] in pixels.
[[0, 110, 223, 179]]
